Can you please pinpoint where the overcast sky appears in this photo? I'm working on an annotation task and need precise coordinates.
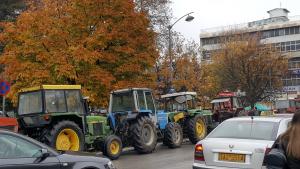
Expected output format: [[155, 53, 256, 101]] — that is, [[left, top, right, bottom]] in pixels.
[[171, 0, 300, 43]]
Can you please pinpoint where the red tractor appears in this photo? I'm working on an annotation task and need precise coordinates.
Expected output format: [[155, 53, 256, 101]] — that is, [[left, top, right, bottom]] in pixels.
[[211, 91, 245, 123]]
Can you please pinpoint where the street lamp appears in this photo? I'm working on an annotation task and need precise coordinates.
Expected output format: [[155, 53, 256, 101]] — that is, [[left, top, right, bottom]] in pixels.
[[168, 12, 194, 91]]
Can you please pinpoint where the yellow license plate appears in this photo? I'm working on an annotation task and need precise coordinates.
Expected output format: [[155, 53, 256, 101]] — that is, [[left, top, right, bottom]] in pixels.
[[218, 153, 245, 163]]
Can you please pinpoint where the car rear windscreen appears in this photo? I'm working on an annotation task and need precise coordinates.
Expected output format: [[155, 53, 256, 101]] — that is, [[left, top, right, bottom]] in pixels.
[[208, 120, 279, 141]]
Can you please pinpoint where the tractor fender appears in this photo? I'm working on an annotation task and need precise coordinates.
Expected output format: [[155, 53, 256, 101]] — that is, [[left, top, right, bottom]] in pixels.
[[107, 114, 116, 130], [138, 110, 153, 116], [132, 110, 153, 120], [157, 111, 168, 130]]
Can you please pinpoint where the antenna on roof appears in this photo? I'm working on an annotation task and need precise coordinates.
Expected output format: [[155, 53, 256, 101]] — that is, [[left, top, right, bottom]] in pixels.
[[280, 1, 282, 8]]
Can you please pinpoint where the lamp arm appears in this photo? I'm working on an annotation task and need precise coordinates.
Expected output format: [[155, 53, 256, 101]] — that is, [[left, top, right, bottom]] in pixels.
[[169, 12, 194, 29]]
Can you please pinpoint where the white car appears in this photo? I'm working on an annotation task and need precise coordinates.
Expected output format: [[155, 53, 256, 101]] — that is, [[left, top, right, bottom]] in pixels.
[[193, 115, 292, 169]]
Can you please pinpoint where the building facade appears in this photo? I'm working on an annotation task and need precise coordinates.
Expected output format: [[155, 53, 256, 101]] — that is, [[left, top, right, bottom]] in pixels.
[[200, 8, 300, 98]]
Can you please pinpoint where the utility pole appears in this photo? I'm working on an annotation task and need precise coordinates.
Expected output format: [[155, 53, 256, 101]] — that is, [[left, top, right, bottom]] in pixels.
[[167, 12, 194, 91], [2, 96, 5, 115]]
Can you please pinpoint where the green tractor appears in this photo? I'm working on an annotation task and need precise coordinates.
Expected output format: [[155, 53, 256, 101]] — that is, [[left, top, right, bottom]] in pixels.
[[158, 92, 213, 144], [17, 85, 120, 159]]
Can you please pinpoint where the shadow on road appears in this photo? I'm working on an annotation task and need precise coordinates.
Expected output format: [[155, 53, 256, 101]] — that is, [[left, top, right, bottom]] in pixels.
[[113, 142, 195, 169]]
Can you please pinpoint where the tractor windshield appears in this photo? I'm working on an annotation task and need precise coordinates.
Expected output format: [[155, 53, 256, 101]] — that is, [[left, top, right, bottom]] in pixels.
[[18, 91, 43, 115], [111, 92, 135, 112], [164, 95, 195, 111]]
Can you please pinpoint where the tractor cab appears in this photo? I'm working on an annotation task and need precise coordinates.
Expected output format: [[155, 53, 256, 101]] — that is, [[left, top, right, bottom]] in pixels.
[[18, 85, 85, 128], [160, 92, 197, 112], [211, 91, 245, 122], [108, 88, 156, 121]]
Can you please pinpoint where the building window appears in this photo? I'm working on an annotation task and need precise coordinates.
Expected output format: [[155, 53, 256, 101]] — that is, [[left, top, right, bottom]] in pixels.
[[296, 27, 300, 34], [279, 29, 285, 36], [275, 29, 279, 36], [290, 27, 295, 34], [291, 41, 296, 51], [285, 28, 290, 35]]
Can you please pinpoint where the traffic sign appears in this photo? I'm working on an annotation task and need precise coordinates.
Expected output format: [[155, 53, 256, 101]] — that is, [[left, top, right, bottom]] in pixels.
[[0, 80, 10, 96]]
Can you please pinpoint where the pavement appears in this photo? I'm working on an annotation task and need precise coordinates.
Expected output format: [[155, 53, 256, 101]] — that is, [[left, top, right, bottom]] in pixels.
[[113, 142, 195, 169]]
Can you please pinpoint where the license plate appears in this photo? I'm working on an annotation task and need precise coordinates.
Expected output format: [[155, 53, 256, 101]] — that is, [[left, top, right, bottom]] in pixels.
[[218, 153, 245, 163]]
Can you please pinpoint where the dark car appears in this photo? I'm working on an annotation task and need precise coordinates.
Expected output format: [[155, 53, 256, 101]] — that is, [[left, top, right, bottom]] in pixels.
[[0, 130, 116, 169]]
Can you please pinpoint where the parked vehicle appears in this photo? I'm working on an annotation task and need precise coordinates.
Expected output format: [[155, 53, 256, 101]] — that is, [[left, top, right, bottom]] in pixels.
[[159, 92, 213, 145], [108, 88, 211, 152], [0, 116, 18, 132], [17, 85, 118, 159], [0, 130, 116, 169], [193, 115, 292, 169], [211, 91, 246, 122], [275, 98, 300, 113], [107, 88, 158, 154]]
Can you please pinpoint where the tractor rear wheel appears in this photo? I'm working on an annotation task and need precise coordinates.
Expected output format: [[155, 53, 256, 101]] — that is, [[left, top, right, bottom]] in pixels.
[[130, 116, 157, 153], [45, 120, 84, 151], [103, 135, 122, 160], [163, 122, 183, 148], [187, 115, 207, 144]]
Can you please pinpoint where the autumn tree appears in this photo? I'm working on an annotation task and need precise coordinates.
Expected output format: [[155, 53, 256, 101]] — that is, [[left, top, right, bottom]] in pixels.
[[155, 37, 219, 108], [0, 0, 25, 21], [0, 0, 26, 56], [211, 33, 287, 107], [0, 0, 158, 106]]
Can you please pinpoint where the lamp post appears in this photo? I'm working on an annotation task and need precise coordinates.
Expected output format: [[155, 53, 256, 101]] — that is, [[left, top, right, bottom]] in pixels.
[[168, 12, 194, 91]]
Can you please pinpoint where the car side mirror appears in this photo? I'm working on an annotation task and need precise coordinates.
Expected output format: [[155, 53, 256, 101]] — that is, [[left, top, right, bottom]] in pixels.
[[35, 149, 50, 163]]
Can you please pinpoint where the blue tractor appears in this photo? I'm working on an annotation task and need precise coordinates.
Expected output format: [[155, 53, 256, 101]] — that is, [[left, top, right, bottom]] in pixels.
[[107, 88, 158, 156], [106, 88, 184, 158]]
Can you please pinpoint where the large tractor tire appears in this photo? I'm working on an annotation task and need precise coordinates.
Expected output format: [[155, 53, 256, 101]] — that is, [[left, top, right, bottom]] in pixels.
[[130, 116, 157, 154], [163, 122, 183, 148], [45, 120, 84, 151], [103, 135, 122, 160], [187, 115, 207, 144]]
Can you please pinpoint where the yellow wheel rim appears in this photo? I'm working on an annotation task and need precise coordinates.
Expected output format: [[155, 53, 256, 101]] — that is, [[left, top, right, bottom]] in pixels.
[[195, 119, 205, 138], [110, 140, 120, 155], [56, 129, 80, 151]]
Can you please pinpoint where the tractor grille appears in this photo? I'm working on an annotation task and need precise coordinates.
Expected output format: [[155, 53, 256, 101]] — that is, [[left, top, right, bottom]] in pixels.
[[93, 123, 102, 136]]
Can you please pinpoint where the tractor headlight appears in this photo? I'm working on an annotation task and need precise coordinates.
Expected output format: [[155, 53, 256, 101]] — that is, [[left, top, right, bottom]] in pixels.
[[105, 161, 116, 169]]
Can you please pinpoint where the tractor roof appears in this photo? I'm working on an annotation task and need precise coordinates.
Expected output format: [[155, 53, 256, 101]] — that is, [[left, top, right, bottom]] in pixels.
[[161, 92, 197, 98], [111, 88, 152, 94], [19, 85, 81, 93]]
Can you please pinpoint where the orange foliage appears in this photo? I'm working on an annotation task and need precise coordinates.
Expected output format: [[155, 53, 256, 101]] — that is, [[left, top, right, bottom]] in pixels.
[[0, 0, 158, 106]]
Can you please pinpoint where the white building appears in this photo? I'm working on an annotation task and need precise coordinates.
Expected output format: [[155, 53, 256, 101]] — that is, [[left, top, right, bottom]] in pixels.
[[200, 8, 300, 98]]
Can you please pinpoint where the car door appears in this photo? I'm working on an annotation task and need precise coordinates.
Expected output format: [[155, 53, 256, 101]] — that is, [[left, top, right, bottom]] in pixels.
[[0, 133, 61, 169]]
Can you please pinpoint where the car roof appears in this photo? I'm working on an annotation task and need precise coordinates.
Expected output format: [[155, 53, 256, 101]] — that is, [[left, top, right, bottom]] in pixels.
[[226, 115, 292, 123]]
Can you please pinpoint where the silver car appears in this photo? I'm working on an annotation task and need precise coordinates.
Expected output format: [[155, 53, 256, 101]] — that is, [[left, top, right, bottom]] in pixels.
[[193, 115, 292, 169]]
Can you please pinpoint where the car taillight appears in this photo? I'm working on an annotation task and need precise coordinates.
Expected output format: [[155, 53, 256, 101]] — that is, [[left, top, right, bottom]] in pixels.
[[262, 147, 272, 166], [195, 144, 205, 161]]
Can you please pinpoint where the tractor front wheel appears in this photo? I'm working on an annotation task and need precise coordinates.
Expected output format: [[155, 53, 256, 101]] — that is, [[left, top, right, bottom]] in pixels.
[[130, 116, 157, 153], [103, 135, 122, 160], [187, 115, 207, 144], [45, 120, 84, 151], [163, 122, 183, 148]]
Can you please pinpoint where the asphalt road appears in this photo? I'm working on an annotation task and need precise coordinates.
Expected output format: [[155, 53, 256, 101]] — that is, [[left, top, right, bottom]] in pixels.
[[113, 142, 195, 169]]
